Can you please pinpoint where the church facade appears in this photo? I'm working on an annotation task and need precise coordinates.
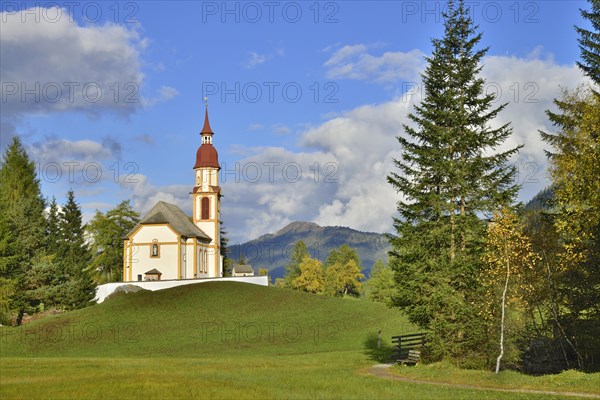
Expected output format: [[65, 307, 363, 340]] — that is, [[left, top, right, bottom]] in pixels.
[[122, 106, 223, 281]]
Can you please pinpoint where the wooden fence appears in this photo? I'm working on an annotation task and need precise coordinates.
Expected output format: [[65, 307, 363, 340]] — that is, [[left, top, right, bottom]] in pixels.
[[391, 332, 427, 365]]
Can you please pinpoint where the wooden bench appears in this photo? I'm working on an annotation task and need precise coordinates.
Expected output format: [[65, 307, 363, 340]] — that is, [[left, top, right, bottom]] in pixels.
[[402, 349, 422, 365], [391, 333, 426, 365]]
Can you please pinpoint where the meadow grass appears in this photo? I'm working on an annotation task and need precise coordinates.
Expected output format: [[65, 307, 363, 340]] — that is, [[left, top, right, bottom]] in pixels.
[[2, 355, 566, 399], [1, 282, 597, 399], [391, 362, 600, 395]]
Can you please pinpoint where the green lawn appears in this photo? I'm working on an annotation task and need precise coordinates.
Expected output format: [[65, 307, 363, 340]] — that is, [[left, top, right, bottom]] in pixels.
[[0, 282, 597, 399]]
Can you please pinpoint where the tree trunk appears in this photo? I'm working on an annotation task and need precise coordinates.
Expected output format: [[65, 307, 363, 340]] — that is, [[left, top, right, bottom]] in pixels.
[[450, 213, 456, 261], [15, 309, 24, 326], [496, 242, 511, 374], [460, 193, 466, 252]]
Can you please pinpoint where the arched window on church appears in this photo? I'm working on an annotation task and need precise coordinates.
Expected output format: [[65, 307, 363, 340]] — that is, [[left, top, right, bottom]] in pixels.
[[201, 197, 210, 220], [151, 243, 159, 257]]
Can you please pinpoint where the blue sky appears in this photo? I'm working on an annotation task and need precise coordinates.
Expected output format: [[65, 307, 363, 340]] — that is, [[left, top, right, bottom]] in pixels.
[[0, 1, 593, 243]]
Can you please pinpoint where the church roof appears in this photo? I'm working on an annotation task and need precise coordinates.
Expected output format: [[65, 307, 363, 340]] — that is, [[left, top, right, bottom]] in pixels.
[[194, 107, 220, 169], [232, 264, 254, 274], [125, 201, 211, 241], [194, 144, 219, 169]]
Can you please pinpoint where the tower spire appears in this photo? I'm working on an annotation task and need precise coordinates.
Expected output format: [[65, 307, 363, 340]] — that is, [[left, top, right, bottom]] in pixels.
[[201, 97, 213, 135]]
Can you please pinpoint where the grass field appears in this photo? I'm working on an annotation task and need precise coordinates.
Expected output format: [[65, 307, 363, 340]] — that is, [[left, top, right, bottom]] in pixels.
[[1, 282, 598, 399]]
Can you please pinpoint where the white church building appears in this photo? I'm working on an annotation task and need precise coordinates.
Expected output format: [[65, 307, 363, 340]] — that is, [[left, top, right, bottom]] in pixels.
[[122, 106, 224, 282]]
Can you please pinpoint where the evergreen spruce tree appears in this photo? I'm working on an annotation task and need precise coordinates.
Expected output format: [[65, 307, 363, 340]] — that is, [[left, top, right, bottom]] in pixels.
[[0, 136, 47, 324], [387, 0, 521, 363], [0, 209, 19, 324], [45, 197, 61, 255], [57, 190, 94, 308], [576, 0, 600, 86], [219, 221, 230, 276]]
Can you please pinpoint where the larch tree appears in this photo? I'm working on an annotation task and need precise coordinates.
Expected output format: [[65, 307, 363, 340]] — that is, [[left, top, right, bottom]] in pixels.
[[530, 0, 600, 371], [283, 240, 309, 288], [292, 256, 324, 294], [481, 207, 540, 373], [323, 244, 364, 297], [366, 259, 396, 306], [323, 259, 364, 297], [387, 0, 521, 362], [540, 88, 600, 369]]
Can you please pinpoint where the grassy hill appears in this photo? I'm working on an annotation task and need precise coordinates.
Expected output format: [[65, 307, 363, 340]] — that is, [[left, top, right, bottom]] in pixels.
[[2, 283, 596, 399], [1, 282, 413, 359], [230, 221, 391, 279]]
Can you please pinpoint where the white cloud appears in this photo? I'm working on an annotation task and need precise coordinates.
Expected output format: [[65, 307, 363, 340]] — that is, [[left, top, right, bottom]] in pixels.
[[481, 53, 590, 200], [248, 123, 264, 131], [299, 100, 411, 232], [142, 85, 180, 106], [219, 147, 340, 241], [0, 6, 145, 117], [29, 138, 117, 164], [272, 124, 292, 135], [159, 86, 179, 101], [324, 44, 425, 83], [117, 172, 191, 217], [243, 51, 268, 68], [26, 138, 123, 190], [242, 46, 286, 69]]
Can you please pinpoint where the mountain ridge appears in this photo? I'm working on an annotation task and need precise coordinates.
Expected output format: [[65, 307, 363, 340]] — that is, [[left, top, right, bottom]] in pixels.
[[230, 221, 391, 279]]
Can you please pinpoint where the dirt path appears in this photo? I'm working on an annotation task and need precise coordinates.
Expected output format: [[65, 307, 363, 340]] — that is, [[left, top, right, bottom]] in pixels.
[[362, 364, 600, 399]]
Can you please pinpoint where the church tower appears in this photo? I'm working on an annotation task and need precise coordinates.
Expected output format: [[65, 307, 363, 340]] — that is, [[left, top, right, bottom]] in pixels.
[[192, 102, 222, 276]]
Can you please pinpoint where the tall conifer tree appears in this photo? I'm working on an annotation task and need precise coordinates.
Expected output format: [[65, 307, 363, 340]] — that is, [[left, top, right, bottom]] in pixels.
[[57, 190, 94, 308], [0, 136, 46, 324], [46, 197, 61, 254], [387, 0, 521, 362], [576, 0, 600, 86]]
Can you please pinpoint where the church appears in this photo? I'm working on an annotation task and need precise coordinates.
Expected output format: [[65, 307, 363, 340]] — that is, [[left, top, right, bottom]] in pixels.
[[122, 105, 223, 281]]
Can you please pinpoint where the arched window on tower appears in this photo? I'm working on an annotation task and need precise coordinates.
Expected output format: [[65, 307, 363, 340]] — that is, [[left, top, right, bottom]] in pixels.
[[201, 197, 210, 220]]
